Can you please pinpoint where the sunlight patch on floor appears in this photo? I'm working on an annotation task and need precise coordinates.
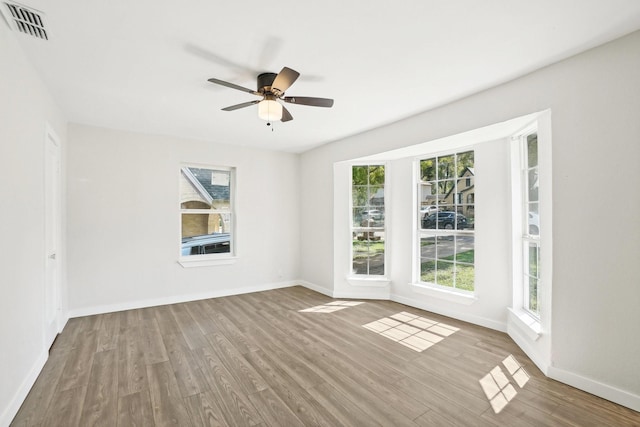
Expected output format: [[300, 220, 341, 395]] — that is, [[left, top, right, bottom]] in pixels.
[[299, 301, 364, 313], [479, 354, 530, 414], [362, 311, 460, 352]]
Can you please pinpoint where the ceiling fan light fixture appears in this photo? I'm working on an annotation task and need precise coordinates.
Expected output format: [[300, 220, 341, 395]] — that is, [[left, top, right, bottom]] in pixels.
[[209, 66, 333, 124], [258, 96, 282, 121]]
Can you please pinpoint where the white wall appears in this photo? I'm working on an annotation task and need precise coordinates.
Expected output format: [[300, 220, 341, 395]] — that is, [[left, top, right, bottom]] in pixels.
[[66, 124, 300, 315], [300, 31, 640, 410], [0, 23, 67, 427]]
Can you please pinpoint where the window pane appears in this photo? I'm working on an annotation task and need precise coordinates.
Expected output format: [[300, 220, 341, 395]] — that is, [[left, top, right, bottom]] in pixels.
[[438, 155, 455, 180], [352, 208, 363, 228], [181, 213, 231, 256], [180, 168, 230, 209], [455, 235, 474, 264], [456, 210, 469, 231], [455, 263, 475, 291], [438, 180, 455, 198], [459, 176, 474, 202], [352, 166, 368, 185], [430, 182, 439, 198], [420, 237, 436, 279], [527, 134, 538, 168], [528, 242, 539, 279], [462, 206, 475, 229], [352, 237, 385, 275], [358, 207, 384, 228], [421, 212, 436, 229], [419, 182, 437, 207], [352, 240, 369, 274], [436, 235, 455, 260], [528, 203, 539, 235], [528, 168, 539, 202], [436, 260, 455, 288], [420, 158, 436, 182], [369, 165, 385, 185], [420, 236, 437, 259], [439, 208, 457, 230], [528, 277, 539, 315], [421, 259, 436, 283], [352, 186, 368, 207], [457, 151, 475, 177], [368, 237, 385, 275], [181, 213, 230, 238], [420, 204, 438, 217], [369, 185, 385, 207]]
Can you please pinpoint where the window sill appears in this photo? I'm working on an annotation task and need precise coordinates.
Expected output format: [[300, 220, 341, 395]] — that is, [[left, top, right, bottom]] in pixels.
[[409, 282, 477, 305], [178, 256, 237, 268], [508, 307, 541, 341], [346, 276, 391, 287]]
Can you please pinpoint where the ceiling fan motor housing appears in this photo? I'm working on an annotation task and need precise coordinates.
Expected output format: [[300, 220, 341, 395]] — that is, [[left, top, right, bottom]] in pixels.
[[257, 72, 278, 93]]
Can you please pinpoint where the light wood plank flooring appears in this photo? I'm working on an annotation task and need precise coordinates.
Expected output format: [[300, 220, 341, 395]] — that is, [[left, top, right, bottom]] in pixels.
[[12, 286, 640, 426]]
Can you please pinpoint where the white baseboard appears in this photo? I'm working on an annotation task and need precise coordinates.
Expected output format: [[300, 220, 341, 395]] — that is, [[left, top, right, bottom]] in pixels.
[[0, 351, 48, 427], [334, 289, 390, 300], [66, 281, 297, 318], [547, 366, 640, 413], [298, 280, 391, 300], [391, 293, 507, 332], [297, 280, 334, 297]]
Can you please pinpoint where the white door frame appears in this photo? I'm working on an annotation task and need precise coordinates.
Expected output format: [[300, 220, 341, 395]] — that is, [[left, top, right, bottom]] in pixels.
[[44, 124, 62, 349]]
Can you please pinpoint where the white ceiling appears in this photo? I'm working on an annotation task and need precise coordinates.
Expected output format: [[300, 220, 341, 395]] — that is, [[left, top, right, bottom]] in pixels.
[[7, 0, 640, 152]]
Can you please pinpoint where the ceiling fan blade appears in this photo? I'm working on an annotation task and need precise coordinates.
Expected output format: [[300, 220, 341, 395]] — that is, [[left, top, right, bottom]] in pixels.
[[221, 100, 260, 111], [207, 77, 260, 95], [271, 67, 300, 95], [282, 96, 334, 108], [281, 105, 293, 122]]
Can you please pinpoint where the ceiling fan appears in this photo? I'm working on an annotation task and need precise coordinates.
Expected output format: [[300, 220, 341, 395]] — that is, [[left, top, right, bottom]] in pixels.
[[207, 67, 333, 124]]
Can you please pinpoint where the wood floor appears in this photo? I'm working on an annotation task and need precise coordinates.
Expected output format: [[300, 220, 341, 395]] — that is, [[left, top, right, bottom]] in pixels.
[[12, 286, 640, 426]]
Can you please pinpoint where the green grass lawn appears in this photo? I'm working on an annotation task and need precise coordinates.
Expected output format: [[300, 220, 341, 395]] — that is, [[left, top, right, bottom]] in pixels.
[[352, 240, 385, 259], [421, 250, 474, 291]]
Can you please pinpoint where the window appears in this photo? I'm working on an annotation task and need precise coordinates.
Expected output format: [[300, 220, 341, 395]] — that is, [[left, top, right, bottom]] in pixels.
[[351, 165, 385, 276], [418, 151, 475, 292], [179, 165, 234, 258], [522, 133, 540, 316]]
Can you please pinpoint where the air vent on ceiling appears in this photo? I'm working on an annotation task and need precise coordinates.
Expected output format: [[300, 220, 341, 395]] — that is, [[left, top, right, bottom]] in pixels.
[[1, 2, 47, 40]]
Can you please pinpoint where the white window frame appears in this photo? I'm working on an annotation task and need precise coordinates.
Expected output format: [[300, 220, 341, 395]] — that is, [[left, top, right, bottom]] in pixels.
[[178, 163, 237, 268], [349, 163, 387, 278], [508, 115, 552, 340], [521, 130, 540, 318], [414, 149, 475, 295]]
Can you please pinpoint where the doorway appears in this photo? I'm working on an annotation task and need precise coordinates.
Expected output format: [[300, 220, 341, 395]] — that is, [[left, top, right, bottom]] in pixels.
[[44, 125, 61, 349]]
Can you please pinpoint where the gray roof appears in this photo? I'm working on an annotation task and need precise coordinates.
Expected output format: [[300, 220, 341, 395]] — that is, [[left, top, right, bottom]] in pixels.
[[186, 167, 230, 202]]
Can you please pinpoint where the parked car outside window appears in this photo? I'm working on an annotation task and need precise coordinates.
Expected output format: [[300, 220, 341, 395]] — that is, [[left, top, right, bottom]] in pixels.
[[420, 205, 439, 215], [361, 209, 384, 220], [421, 211, 468, 229], [181, 233, 230, 255]]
